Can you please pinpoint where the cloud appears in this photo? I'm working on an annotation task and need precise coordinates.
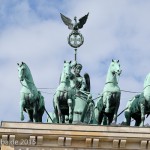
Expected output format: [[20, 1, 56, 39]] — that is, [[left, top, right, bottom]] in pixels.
[[1, 0, 150, 125]]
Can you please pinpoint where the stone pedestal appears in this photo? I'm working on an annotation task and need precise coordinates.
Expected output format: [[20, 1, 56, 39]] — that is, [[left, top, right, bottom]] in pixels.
[[0, 121, 150, 149]]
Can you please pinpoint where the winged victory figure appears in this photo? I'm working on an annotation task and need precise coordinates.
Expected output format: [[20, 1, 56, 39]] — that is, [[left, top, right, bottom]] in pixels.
[[60, 13, 89, 31]]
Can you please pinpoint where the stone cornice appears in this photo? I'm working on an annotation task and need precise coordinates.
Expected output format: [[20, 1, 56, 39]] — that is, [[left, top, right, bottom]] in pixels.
[[0, 121, 150, 149]]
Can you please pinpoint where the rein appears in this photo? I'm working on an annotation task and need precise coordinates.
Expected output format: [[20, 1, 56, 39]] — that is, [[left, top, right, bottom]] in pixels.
[[20, 76, 35, 89], [143, 84, 150, 90], [105, 69, 121, 86], [61, 81, 67, 83], [20, 80, 29, 89]]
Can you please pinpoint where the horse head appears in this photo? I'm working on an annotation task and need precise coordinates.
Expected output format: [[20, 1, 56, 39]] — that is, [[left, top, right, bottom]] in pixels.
[[110, 59, 122, 76], [17, 62, 26, 81], [61, 61, 72, 83]]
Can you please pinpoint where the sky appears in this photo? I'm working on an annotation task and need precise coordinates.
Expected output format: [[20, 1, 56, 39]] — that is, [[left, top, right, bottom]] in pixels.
[[0, 0, 150, 125]]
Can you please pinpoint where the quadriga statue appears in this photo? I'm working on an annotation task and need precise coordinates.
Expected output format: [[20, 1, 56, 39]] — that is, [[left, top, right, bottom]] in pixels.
[[94, 59, 122, 125], [124, 73, 150, 126], [18, 62, 45, 122]]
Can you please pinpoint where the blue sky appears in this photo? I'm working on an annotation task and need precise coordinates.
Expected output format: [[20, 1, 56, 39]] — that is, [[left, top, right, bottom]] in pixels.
[[1, 0, 150, 125]]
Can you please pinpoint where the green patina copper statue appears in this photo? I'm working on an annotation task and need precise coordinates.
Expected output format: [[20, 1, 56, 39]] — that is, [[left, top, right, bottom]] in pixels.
[[71, 62, 94, 124], [53, 61, 76, 123], [60, 13, 89, 60], [52, 60, 93, 124], [18, 62, 45, 122], [124, 73, 150, 126], [94, 59, 122, 125], [72, 63, 90, 92], [60, 13, 89, 32]]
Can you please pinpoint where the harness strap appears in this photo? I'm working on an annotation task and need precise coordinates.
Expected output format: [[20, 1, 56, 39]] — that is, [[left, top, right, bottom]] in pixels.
[[25, 77, 35, 85], [105, 81, 118, 85], [57, 90, 69, 93], [74, 111, 82, 114], [61, 81, 67, 83]]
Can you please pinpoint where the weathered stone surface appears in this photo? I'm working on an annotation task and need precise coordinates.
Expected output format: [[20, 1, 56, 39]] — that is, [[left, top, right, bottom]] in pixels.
[[1, 121, 150, 149]]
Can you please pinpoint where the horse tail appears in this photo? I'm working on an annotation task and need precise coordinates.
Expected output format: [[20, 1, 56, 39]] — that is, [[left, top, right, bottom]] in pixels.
[[84, 73, 90, 92], [37, 91, 45, 110]]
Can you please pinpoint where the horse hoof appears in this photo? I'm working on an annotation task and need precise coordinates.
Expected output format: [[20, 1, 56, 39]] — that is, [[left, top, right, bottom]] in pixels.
[[121, 121, 126, 126], [65, 116, 69, 121], [140, 124, 144, 127], [105, 108, 110, 113], [28, 120, 33, 122], [21, 116, 24, 121], [69, 115, 73, 121], [69, 120, 72, 124]]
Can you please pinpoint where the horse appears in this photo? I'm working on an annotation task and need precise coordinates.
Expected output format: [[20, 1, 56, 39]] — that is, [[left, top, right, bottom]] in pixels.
[[94, 59, 122, 125], [124, 73, 150, 126], [18, 62, 45, 122], [53, 61, 75, 123]]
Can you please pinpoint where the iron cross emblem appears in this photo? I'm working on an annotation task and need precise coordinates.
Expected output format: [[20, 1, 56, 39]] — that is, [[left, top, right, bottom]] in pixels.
[[68, 31, 84, 48]]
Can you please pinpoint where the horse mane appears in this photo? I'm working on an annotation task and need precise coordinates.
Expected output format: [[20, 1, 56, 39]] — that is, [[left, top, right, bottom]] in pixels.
[[144, 73, 150, 88], [22, 63, 29, 71]]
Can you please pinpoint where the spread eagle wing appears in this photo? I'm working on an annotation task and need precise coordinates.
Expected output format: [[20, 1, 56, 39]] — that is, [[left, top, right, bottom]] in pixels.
[[60, 13, 73, 30], [77, 12, 89, 29]]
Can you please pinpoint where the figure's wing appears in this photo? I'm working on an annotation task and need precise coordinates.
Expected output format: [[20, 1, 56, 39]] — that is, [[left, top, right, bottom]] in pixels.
[[78, 12, 89, 29], [84, 73, 90, 92], [60, 13, 73, 30]]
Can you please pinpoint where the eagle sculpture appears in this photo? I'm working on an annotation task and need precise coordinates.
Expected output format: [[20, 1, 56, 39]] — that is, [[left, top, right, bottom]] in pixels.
[[60, 13, 89, 31]]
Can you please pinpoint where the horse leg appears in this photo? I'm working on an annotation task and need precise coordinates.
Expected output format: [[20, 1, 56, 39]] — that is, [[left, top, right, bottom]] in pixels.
[[102, 114, 108, 125], [105, 94, 111, 113], [37, 110, 43, 122], [135, 118, 141, 126], [67, 98, 73, 123], [113, 93, 120, 124], [124, 110, 131, 126], [26, 109, 33, 122], [39, 108, 44, 122], [33, 101, 38, 122], [107, 114, 114, 125], [98, 114, 103, 125], [61, 115, 65, 123], [93, 107, 99, 124], [140, 103, 145, 127], [94, 105, 104, 125], [20, 93, 25, 121], [54, 107, 59, 123], [37, 95, 44, 122], [54, 93, 61, 123]]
